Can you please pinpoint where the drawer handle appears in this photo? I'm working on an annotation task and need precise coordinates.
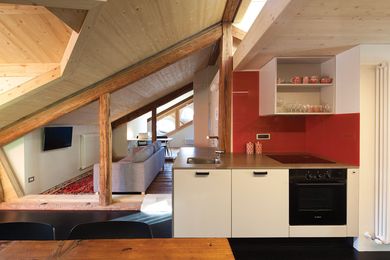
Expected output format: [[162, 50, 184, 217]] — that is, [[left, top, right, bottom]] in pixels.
[[253, 171, 268, 176], [195, 172, 210, 176]]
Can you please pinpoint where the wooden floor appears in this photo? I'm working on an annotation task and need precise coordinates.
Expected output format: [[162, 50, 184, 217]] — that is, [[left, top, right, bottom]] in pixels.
[[146, 162, 172, 194]]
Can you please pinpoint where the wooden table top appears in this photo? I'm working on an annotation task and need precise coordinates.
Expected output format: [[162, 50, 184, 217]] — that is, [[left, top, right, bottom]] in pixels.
[[0, 238, 234, 259]]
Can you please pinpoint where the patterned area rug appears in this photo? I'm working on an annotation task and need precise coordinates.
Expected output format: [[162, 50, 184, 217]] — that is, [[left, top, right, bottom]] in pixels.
[[43, 172, 94, 194]]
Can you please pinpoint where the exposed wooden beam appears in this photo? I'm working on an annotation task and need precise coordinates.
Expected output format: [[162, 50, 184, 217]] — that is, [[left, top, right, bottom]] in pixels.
[[0, 148, 24, 198], [232, 25, 246, 41], [0, 0, 106, 10], [0, 178, 4, 202], [112, 82, 194, 128], [151, 108, 157, 142], [208, 40, 221, 66], [0, 63, 58, 77], [47, 7, 87, 33], [218, 23, 233, 153], [0, 24, 221, 146], [223, 0, 242, 22], [99, 93, 112, 206]]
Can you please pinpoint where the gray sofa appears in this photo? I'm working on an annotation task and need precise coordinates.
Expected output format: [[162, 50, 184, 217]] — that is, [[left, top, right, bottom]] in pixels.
[[93, 142, 165, 193]]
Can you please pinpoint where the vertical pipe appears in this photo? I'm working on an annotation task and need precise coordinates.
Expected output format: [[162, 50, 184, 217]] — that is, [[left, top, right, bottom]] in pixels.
[[375, 65, 380, 237]]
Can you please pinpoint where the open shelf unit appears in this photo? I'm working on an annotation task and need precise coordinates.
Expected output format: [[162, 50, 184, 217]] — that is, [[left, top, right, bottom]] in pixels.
[[259, 57, 336, 116]]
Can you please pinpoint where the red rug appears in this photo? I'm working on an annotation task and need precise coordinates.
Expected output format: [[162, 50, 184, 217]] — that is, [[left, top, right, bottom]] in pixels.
[[50, 174, 94, 194]]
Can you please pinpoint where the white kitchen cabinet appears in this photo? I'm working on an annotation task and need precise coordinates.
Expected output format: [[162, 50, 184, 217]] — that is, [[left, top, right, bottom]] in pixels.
[[347, 168, 359, 236], [259, 57, 336, 116], [232, 169, 289, 237], [173, 169, 231, 237]]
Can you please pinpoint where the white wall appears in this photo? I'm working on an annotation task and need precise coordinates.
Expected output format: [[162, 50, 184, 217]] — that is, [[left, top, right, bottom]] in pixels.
[[336, 46, 360, 113], [193, 65, 218, 147], [112, 124, 127, 158], [356, 44, 390, 251], [3, 137, 26, 191], [209, 71, 219, 147], [4, 125, 99, 194], [168, 124, 194, 148], [127, 112, 151, 139]]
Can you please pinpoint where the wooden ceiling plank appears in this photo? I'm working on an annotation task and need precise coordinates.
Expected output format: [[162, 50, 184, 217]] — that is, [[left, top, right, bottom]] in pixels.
[[0, 63, 58, 77], [46, 7, 87, 33], [0, 3, 47, 14], [60, 30, 79, 73], [112, 82, 193, 128], [0, 0, 106, 10], [233, 0, 292, 70], [0, 24, 221, 146], [223, 0, 242, 22], [0, 66, 61, 109]]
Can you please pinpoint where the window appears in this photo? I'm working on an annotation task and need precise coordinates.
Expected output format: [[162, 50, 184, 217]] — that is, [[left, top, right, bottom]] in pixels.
[[149, 98, 194, 136]]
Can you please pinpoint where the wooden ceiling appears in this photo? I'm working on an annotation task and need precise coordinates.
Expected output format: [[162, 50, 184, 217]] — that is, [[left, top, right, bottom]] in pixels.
[[234, 0, 390, 70], [0, 0, 227, 129], [0, 3, 73, 94], [52, 46, 212, 125]]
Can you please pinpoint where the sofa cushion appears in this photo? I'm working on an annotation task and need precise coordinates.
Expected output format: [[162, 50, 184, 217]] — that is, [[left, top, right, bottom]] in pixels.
[[133, 145, 154, 162]]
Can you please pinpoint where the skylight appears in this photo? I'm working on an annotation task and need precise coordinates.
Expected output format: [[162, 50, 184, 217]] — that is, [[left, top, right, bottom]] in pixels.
[[234, 0, 267, 32]]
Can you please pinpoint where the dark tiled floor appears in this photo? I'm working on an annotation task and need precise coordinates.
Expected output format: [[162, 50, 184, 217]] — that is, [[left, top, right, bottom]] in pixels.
[[229, 238, 390, 260]]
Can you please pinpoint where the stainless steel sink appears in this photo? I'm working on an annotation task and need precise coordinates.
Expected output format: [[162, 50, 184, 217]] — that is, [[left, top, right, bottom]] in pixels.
[[186, 157, 220, 164]]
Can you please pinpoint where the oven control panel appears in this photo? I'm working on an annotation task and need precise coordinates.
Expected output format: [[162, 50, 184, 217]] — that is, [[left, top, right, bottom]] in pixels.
[[290, 168, 347, 182]]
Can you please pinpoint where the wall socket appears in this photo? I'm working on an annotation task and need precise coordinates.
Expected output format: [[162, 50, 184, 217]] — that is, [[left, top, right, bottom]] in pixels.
[[28, 176, 35, 183], [256, 133, 271, 140]]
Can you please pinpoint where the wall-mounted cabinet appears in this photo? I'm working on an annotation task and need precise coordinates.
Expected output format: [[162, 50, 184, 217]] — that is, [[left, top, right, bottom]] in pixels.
[[260, 57, 336, 116]]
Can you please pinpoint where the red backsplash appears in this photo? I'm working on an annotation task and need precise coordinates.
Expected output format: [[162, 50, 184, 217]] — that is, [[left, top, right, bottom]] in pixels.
[[232, 71, 359, 166], [233, 71, 306, 154], [305, 114, 360, 166]]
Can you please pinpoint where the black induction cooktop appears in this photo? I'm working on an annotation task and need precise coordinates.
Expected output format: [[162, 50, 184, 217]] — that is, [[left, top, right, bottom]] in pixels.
[[267, 154, 335, 164]]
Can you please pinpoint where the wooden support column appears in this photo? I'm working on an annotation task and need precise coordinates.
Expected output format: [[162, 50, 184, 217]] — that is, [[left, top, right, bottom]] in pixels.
[[0, 148, 24, 199], [0, 177, 4, 202], [218, 23, 233, 152], [152, 107, 157, 142], [99, 93, 112, 206]]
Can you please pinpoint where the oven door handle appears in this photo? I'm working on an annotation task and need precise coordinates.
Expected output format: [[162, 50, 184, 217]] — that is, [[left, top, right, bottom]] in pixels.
[[295, 182, 345, 186]]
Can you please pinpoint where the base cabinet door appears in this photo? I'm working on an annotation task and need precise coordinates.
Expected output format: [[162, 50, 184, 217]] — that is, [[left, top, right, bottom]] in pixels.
[[232, 169, 289, 237], [347, 168, 359, 236], [173, 169, 231, 237]]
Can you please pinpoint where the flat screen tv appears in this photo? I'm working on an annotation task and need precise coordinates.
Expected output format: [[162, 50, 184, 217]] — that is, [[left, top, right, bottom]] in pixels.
[[43, 127, 73, 151]]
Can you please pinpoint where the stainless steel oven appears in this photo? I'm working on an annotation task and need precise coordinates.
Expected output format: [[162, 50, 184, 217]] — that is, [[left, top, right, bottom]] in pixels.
[[289, 168, 347, 225]]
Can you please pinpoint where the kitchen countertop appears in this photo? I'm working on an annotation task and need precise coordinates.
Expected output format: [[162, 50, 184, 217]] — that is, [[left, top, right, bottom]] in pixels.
[[173, 147, 357, 169]]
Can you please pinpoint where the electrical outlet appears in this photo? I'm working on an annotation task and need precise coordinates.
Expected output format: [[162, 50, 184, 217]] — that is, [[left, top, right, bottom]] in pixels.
[[256, 133, 270, 140], [28, 176, 35, 183]]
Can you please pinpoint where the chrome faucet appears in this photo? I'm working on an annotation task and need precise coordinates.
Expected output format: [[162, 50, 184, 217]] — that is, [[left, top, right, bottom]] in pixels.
[[207, 135, 225, 162]]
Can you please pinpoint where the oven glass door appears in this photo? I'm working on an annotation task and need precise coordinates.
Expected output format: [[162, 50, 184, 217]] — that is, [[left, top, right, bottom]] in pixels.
[[290, 182, 346, 225]]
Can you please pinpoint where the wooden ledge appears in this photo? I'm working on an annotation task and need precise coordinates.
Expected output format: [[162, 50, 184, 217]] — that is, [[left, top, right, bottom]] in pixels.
[[0, 194, 143, 211]]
